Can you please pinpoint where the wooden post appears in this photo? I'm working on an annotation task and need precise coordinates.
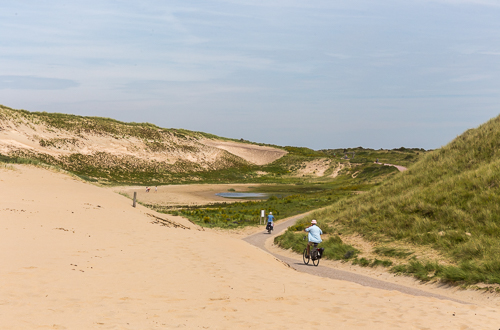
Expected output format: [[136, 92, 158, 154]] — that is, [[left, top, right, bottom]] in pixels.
[[133, 192, 137, 208]]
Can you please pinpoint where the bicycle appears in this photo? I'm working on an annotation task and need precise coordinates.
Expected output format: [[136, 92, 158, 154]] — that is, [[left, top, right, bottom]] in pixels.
[[265, 222, 273, 234], [302, 243, 324, 266]]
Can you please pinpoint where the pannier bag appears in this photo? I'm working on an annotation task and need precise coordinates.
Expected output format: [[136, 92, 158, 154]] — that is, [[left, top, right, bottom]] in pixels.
[[318, 248, 325, 258]]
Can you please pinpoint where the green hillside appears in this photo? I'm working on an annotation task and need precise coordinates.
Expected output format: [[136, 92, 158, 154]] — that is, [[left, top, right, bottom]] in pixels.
[[283, 115, 500, 286], [0, 105, 426, 186], [0, 105, 265, 184]]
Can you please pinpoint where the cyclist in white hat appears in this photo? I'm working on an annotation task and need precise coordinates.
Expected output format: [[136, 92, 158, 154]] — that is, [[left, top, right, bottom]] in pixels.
[[304, 219, 323, 258], [266, 212, 275, 232]]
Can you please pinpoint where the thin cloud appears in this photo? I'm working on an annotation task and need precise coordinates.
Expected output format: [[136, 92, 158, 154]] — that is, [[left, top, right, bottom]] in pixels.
[[215, 0, 330, 9], [326, 53, 352, 60], [479, 51, 500, 55], [450, 74, 490, 82], [0, 76, 79, 90], [426, 0, 500, 6], [122, 80, 258, 95]]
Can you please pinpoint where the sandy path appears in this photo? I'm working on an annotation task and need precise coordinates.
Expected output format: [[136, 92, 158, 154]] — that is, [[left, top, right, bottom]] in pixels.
[[376, 162, 408, 172], [3, 165, 500, 329], [243, 214, 481, 305]]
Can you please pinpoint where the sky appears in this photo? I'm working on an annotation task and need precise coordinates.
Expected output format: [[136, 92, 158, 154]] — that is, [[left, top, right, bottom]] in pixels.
[[1, 0, 499, 150]]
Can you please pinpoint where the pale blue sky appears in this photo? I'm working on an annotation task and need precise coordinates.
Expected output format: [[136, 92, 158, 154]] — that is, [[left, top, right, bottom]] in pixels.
[[1, 0, 499, 149]]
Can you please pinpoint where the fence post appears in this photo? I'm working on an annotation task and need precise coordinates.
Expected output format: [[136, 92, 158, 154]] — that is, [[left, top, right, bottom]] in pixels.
[[133, 192, 137, 208]]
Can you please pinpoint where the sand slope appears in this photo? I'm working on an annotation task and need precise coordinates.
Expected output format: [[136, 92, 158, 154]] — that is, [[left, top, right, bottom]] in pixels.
[[0, 110, 286, 175], [2, 165, 500, 329], [200, 139, 287, 165]]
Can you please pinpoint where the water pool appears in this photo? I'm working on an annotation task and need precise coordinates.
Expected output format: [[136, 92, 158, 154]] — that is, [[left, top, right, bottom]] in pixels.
[[215, 192, 268, 199]]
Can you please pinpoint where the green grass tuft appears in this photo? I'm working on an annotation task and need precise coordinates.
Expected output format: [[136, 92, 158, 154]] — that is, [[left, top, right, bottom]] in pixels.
[[374, 246, 414, 259], [274, 231, 359, 261]]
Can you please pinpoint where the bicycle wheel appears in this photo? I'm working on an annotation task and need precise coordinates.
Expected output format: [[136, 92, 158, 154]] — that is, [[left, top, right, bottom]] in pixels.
[[303, 248, 310, 265], [312, 255, 320, 266]]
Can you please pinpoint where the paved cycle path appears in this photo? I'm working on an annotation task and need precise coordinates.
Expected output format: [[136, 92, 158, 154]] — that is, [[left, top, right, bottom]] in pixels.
[[243, 213, 466, 304]]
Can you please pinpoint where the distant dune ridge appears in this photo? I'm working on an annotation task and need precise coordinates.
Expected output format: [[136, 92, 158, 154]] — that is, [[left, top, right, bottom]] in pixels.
[[0, 105, 286, 182]]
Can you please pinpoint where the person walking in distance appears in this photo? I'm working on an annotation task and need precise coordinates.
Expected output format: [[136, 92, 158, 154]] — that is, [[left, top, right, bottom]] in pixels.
[[304, 219, 323, 258]]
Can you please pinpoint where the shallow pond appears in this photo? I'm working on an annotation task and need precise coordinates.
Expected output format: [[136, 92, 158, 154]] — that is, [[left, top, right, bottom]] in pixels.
[[215, 192, 268, 199]]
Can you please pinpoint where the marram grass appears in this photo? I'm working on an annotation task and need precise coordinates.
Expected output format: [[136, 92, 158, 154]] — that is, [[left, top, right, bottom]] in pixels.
[[277, 115, 500, 285]]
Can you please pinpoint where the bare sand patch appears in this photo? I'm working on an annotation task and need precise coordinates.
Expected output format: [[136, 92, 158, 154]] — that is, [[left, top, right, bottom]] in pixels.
[[293, 158, 338, 177], [2, 165, 500, 329], [113, 183, 265, 207], [330, 162, 344, 178], [201, 139, 287, 165]]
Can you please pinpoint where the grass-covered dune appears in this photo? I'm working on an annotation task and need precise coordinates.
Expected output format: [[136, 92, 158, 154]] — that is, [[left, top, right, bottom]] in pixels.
[[0, 105, 283, 184], [1, 105, 426, 186], [284, 115, 500, 285]]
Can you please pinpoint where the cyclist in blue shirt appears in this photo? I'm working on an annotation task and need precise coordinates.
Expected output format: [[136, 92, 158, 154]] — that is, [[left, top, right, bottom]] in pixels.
[[266, 212, 275, 231], [304, 219, 322, 258]]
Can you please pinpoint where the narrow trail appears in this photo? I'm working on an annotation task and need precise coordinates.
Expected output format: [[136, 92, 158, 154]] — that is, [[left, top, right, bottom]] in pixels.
[[243, 213, 467, 304], [377, 162, 408, 172]]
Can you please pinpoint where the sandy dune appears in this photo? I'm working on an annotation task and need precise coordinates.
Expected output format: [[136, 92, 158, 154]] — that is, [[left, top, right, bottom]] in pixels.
[[2, 165, 500, 329], [201, 139, 287, 165], [0, 112, 286, 178], [293, 158, 333, 177]]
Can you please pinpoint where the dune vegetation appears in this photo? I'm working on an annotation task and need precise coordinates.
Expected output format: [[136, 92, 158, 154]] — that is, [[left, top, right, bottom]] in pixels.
[[152, 184, 356, 229], [277, 115, 500, 286], [1, 105, 430, 236], [0, 105, 424, 186]]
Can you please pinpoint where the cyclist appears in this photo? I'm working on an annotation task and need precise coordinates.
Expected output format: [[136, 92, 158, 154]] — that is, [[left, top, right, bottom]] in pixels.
[[304, 219, 322, 258], [266, 212, 275, 231]]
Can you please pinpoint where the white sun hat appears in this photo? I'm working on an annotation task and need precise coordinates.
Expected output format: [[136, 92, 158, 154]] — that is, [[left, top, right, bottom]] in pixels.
[[311, 219, 317, 224]]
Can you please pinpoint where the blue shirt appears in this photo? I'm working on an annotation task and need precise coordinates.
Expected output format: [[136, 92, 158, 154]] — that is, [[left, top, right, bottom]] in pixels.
[[305, 225, 323, 243], [267, 214, 274, 223]]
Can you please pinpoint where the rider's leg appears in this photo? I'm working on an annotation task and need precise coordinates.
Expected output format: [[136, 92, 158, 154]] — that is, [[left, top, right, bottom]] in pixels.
[[306, 242, 312, 258]]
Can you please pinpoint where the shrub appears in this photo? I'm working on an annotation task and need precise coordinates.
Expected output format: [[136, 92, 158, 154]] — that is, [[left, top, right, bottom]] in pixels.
[[374, 246, 414, 259], [274, 232, 359, 261]]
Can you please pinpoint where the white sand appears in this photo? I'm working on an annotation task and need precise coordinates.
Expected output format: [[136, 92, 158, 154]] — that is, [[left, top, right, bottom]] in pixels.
[[2, 165, 500, 329], [113, 183, 264, 207], [0, 117, 286, 172], [200, 139, 287, 165]]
